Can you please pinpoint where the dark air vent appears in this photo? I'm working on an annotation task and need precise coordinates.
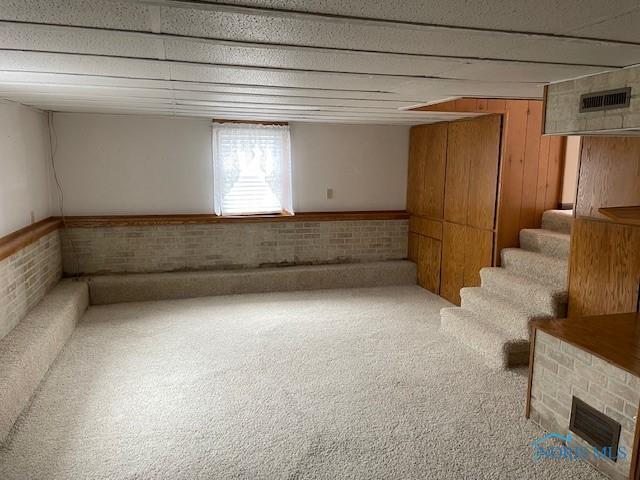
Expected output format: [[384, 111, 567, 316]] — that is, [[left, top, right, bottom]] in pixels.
[[570, 397, 621, 461], [580, 87, 631, 113]]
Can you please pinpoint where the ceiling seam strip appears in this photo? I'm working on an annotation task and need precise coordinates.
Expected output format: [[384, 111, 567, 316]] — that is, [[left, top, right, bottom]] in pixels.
[[0, 48, 552, 83], [0, 20, 625, 69], [0, 69, 394, 93], [138, 0, 640, 47]]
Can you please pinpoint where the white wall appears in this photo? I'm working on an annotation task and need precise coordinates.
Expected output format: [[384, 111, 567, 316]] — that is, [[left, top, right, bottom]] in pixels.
[[0, 101, 54, 237], [290, 123, 408, 211], [561, 136, 581, 206], [50, 113, 409, 215]]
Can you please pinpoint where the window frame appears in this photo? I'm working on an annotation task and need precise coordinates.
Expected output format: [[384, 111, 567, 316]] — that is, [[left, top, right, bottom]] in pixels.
[[211, 121, 293, 217]]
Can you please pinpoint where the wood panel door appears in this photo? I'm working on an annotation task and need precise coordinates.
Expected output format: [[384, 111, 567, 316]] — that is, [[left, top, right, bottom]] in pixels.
[[440, 222, 494, 305], [568, 218, 640, 317], [441, 222, 466, 304], [444, 115, 501, 229], [466, 115, 502, 230], [409, 231, 442, 294], [407, 124, 448, 218]]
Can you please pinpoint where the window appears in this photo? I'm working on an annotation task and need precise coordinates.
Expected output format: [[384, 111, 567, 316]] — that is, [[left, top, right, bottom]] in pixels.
[[212, 123, 293, 216]]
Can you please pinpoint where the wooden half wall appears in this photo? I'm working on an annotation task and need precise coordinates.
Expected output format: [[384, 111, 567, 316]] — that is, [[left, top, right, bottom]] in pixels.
[[567, 136, 640, 317], [414, 98, 566, 258]]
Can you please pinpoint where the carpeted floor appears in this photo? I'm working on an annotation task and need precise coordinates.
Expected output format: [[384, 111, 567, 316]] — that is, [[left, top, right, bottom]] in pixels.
[[0, 286, 604, 479]]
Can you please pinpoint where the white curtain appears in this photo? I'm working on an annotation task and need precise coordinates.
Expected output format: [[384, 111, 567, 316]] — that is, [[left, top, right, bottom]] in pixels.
[[212, 123, 293, 216]]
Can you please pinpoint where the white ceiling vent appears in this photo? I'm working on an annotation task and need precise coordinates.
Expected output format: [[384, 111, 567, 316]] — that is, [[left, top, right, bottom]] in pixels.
[[579, 87, 631, 113]]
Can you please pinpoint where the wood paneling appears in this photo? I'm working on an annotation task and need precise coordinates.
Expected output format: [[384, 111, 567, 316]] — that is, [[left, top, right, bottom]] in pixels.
[[599, 206, 640, 226], [407, 124, 448, 218], [414, 97, 566, 256], [495, 100, 528, 260], [568, 217, 640, 317], [409, 216, 443, 240], [0, 218, 63, 262], [62, 211, 409, 227], [441, 222, 466, 305], [576, 137, 640, 220], [463, 227, 494, 287], [520, 101, 543, 229], [466, 115, 501, 230], [444, 121, 472, 224], [440, 222, 493, 305], [416, 235, 442, 293]]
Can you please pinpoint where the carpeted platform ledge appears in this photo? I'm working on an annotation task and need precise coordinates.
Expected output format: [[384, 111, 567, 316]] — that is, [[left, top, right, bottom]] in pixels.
[[87, 260, 417, 305], [0, 280, 89, 442]]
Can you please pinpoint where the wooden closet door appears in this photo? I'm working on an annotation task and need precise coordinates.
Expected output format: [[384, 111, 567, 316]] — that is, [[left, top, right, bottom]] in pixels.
[[466, 115, 501, 230], [444, 115, 501, 228], [407, 124, 448, 218], [443, 122, 471, 224]]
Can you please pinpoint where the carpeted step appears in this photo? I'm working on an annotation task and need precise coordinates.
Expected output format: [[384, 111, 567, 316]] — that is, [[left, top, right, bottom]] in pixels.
[[459, 287, 541, 339], [480, 267, 568, 318], [519, 228, 571, 259], [500, 248, 568, 288], [0, 279, 89, 442], [440, 307, 530, 369], [88, 260, 417, 305], [541, 209, 573, 234]]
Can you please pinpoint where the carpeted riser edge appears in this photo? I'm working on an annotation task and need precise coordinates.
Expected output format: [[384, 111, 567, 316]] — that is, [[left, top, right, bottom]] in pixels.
[[88, 261, 417, 305], [519, 230, 570, 259], [0, 281, 89, 443]]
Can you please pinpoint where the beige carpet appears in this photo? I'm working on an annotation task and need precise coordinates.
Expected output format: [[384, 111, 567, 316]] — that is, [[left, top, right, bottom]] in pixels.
[[0, 286, 604, 479]]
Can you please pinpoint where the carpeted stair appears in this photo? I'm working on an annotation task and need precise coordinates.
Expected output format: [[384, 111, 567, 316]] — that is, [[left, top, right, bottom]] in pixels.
[[440, 210, 573, 369]]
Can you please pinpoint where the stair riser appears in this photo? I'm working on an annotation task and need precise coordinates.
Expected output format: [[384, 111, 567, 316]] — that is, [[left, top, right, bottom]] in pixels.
[[519, 231, 570, 259], [441, 308, 529, 369], [541, 212, 572, 234], [480, 271, 567, 318], [501, 251, 568, 288], [459, 291, 530, 339]]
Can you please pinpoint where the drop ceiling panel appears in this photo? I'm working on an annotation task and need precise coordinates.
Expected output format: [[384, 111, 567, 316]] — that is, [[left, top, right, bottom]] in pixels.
[[0, 0, 153, 30], [196, 0, 640, 38], [160, 6, 640, 66], [0, 0, 638, 123], [567, 9, 640, 44]]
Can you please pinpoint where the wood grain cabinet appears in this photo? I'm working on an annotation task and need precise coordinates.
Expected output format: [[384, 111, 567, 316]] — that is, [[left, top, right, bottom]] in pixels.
[[407, 99, 565, 305], [408, 115, 500, 303]]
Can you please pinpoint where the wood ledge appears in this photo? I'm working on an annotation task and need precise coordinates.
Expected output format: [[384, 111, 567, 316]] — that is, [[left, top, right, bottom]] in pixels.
[[61, 211, 409, 227], [0, 218, 63, 262]]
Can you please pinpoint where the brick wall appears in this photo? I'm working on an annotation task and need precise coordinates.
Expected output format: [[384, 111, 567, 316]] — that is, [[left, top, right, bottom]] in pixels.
[[545, 66, 640, 134], [530, 330, 639, 480], [61, 220, 408, 275], [0, 230, 62, 340]]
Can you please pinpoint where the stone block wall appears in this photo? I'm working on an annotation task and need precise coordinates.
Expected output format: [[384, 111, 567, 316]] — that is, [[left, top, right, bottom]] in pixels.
[[530, 330, 639, 480], [545, 66, 640, 134], [0, 230, 62, 340], [61, 220, 409, 275]]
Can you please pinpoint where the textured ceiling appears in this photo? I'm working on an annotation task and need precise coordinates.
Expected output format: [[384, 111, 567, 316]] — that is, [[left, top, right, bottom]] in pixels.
[[0, 0, 638, 124]]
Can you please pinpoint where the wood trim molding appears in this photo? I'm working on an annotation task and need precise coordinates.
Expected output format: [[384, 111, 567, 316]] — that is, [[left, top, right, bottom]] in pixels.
[[0, 217, 63, 262], [61, 210, 410, 228]]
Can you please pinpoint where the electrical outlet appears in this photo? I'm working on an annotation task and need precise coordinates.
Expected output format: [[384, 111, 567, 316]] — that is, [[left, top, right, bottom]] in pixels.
[[326, 188, 334, 200], [30, 211, 35, 224]]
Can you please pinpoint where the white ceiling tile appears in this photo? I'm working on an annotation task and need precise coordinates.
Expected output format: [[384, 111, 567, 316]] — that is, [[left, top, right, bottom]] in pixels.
[[0, 0, 152, 30], [160, 5, 640, 66], [0, 51, 171, 79], [567, 9, 640, 43], [195, 0, 640, 38], [0, 22, 165, 58]]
